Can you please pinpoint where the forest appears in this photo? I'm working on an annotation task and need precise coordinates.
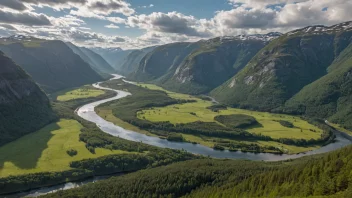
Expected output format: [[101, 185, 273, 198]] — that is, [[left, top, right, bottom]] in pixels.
[[43, 145, 352, 198]]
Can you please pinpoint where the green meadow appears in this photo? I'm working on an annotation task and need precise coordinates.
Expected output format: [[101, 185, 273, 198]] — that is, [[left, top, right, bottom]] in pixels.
[[56, 86, 105, 102], [0, 119, 129, 177], [137, 83, 322, 140]]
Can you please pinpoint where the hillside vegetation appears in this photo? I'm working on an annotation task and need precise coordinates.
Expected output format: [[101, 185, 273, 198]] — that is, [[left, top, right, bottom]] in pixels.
[[0, 36, 102, 93], [284, 40, 352, 130], [211, 23, 352, 112], [0, 51, 55, 146], [66, 42, 115, 76], [44, 145, 352, 198], [128, 33, 279, 94]]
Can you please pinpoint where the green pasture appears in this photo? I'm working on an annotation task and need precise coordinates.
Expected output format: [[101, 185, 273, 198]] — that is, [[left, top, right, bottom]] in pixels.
[[56, 87, 105, 102], [136, 83, 323, 140], [0, 119, 130, 177]]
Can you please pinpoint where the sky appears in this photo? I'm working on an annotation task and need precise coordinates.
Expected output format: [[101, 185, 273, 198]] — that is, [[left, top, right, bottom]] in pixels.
[[0, 0, 351, 49]]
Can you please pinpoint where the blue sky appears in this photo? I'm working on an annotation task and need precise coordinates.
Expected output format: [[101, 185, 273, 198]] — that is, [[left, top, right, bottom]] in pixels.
[[0, 0, 351, 49]]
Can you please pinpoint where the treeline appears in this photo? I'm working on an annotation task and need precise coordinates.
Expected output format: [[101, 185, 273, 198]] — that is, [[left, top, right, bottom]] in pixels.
[[0, 95, 56, 146], [277, 118, 335, 147], [193, 145, 352, 198], [214, 142, 283, 154], [43, 159, 278, 198], [0, 150, 196, 195], [214, 114, 258, 128], [0, 169, 93, 195], [206, 104, 227, 112], [70, 149, 197, 175], [43, 145, 352, 198]]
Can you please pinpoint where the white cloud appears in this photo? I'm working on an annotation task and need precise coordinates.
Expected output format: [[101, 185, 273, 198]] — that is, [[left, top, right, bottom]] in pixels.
[[105, 24, 119, 29], [127, 12, 211, 37], [106, 17, 126, 24]]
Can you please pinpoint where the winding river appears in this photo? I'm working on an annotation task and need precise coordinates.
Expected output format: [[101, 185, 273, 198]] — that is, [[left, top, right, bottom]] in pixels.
[[11, 74, 351, 197], [77, 74, 352, 161]]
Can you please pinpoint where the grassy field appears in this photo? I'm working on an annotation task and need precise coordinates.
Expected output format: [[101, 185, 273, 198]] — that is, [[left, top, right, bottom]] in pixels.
[[0, 119, 131, 177], [56, 86, 105, 102], [137, 83, 323, 140]]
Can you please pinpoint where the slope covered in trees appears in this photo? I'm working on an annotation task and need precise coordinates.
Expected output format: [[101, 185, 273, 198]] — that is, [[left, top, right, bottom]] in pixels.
[[0, 51, 55, 146], [44, 145, 352, 198], [211, 22, 352, 112], [0, 36, 102, 93], [284, 40, 352, 130]]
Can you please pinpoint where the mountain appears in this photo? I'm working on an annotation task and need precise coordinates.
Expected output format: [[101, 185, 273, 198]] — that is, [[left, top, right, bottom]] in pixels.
[[90, 47, 133, 71], [129, 33, 280, 94], [0, 51, 55, 146], [66, 42, 115, 76], [128, 42, 201, 82], [117, 46, 156, 76], [284, 28, 352, 130], [211, 22, 352, 111], [0, 36, 103, 93]]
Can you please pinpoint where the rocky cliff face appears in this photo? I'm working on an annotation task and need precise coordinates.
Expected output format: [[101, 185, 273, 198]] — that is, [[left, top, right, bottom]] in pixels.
[[0, 51, 55, 145]]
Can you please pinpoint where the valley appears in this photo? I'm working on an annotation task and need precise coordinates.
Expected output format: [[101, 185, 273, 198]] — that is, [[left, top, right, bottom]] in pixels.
[[0, 18, 352, 198]]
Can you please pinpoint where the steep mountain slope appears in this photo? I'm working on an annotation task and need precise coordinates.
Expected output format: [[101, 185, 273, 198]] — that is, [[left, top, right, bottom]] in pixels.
[[0, 36, 103, 93], [0, 51, 55, 146], [118, 46, 156, 76], [211, 22, 352, 111], [284, 38, 352, 130], [66, 42, 115, 76], [91, 47, 132, 71], [128, 33, 280, 94], [160, 33, 281, 94], [129, 42, 201, 82]]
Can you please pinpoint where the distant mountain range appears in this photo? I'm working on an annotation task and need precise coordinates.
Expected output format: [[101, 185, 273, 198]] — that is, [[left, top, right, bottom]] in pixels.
[[90, 47, 133, 71], [0, 50, 55, 146]]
